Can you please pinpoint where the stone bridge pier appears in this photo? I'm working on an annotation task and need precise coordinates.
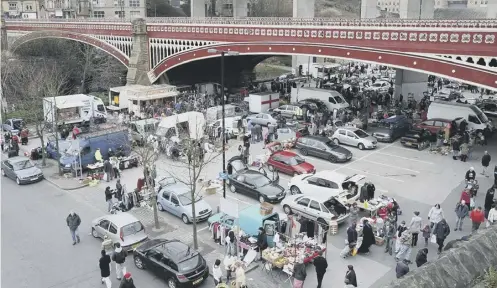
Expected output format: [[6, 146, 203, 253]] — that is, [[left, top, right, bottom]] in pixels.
[[126, 18, 151, 86]]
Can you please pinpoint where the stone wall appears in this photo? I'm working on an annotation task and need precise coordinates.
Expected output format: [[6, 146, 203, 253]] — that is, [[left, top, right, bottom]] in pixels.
[[386, 225, 497, 288]]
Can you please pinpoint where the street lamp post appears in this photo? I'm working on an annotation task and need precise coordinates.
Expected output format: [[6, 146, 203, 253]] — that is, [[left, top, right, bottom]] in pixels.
[[207, 48, 240, 199]]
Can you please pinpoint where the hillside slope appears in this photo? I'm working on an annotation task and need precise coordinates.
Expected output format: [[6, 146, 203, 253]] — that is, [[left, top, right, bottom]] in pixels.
[[316, 0, 361, 18]]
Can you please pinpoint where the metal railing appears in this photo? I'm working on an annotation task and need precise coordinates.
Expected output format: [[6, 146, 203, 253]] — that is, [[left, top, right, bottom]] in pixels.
[[4, 17, 497, 28]]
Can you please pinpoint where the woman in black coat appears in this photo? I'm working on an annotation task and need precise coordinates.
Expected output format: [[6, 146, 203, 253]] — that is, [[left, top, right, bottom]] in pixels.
[[345, 265, 358, 287], [99, 250, 111, 285], [358, 219, 376, 254]]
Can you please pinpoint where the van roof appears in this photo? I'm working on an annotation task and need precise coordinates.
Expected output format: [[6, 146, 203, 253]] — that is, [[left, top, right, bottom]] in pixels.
[[78, 127, 128, 139], [432, 101, 483, 115], [131, 118, 160, 125]]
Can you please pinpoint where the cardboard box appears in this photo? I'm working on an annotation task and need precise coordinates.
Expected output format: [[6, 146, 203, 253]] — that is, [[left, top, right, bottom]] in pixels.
[[260, 202, 274, 215]]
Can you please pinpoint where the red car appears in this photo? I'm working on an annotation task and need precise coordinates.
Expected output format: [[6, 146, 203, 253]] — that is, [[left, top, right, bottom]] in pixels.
[[413, 118, 452, 135], [267, 150, 315, 176]]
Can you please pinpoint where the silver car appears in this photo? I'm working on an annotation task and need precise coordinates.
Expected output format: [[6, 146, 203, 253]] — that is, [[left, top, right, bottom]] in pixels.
[[281, 194, 350, 224], [332, 127, 377, 150], [246, 113, 278, 126], [1, 156, 44, 185], [91, 213, 148, 252], [273, 105, 302, 119], [156, 177, 212, 224]]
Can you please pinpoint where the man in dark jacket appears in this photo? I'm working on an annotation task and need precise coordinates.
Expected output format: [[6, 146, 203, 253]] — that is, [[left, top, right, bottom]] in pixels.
[[395, 260, 410, 278], [100, 250, 112, 288], [66, 211, 81, 245], [482, 151, 491, 177], [415, 248, 428, 267], [313, 253, 328, 288], [256, 227, 268, 261], [484, 186, 495, 219], [434, 218, 450, 254], [112, 243, 127, 280], [119, 272, 136, 288], [359, 185, 368, 202]]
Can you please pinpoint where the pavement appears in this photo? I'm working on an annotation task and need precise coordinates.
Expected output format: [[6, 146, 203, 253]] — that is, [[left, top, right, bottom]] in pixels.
[[5, 98, 497, 287]]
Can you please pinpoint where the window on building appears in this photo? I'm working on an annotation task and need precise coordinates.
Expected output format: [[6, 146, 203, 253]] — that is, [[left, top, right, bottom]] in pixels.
[[8, 2, 17, 10], [129, 0, 139, 7], [114, 0, 124, 6], [115, 10, 125, 18], [93, 10, 104, 17], [25, 5, 33, 10], [130, 10, 140, 17]]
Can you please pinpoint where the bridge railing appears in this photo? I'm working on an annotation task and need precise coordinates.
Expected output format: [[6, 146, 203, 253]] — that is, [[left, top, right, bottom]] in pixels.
[[4, 17, 497, 28]]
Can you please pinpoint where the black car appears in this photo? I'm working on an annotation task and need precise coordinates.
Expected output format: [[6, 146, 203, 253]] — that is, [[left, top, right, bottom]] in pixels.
[[400, 128, 433, 150], [227, 156, 285, 204], [369, 115, 410, 142], [133, 239, 209, 288], [295, 135, 352, 163]]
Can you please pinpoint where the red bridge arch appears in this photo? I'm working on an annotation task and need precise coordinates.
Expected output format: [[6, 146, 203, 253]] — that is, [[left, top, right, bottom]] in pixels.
[[10, 30, 129, 66], [151, 43, 497, 90]]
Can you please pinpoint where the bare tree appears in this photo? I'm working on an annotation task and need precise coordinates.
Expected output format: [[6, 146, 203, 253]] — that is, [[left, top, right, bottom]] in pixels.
[[158, 113, 222, 249], [1, 57, 68, 168], [248, 0, 292, 17]]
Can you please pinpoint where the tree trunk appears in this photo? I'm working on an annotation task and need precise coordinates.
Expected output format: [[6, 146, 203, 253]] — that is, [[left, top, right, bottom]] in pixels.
[[191, 167, 198, 250], [146, 172, 160, 230], [36, 124, 46, 167]]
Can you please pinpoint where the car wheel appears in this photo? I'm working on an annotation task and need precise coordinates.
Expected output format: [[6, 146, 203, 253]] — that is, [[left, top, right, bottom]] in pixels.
[[91, 228, 99, 238], [333, 138, 340, 145], [181, 214, 190, 224], [258, 194, 265, 203], [157, 203, 164, 211], [1, 169, 5, 176], [358, 143, 365, 150], [134, 256, 145, 269], [300, 148, 308, 156], [283, 205, 293, 214], [16, 177, 21, 185], [267, 165, 275, 172], [230, 184, 236, 193], [328, 155, 337, 163], [267, 122, 271, 127], [167, 278, 177, 288], [290, 185, 301, 195]]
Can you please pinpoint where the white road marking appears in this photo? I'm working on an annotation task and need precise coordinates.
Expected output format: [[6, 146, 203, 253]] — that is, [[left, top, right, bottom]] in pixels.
[[197, 226, 210, 232], [376, 152, 435, 165], [388, 145, 430, 153], [331, 142, 397, 173], [360, 159, 420, 174], [342, 167, 405, 183]]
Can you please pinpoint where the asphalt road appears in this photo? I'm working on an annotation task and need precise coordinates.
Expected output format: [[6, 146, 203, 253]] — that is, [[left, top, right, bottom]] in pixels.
[[0, 177, 214, 288]]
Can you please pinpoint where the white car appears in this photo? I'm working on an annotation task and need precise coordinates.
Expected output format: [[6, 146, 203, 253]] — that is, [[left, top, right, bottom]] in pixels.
[[288, 171, 364, 202], [91, 213, 148, 252], [246, 113, 278, 126], [281, 194, 350, 224], [332, 127, 377, 150], [368, 81, 389, 93]]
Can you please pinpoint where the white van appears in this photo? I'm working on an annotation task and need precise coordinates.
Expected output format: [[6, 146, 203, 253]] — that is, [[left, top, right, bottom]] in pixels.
[[427, 101, 494, 132], [208, 116, 246, 139], [292, 87, 349, 111]]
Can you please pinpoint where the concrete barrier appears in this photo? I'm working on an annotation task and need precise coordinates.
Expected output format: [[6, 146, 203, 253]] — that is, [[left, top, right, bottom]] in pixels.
[[386, 225, 497, 288]]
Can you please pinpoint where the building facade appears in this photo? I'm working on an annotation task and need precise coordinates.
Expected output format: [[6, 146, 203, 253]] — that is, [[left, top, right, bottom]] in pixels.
[[2, 0, 40, 18], [376, 0, 484, 11]]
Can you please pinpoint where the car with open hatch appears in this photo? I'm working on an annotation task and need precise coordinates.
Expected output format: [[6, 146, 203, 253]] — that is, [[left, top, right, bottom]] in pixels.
[[331, 127, 377, 150], [288, 170, 364, 201], [227, 156, 286, 203], [1, 156, 44, 185], [281, 194, 350, 225], [133, 238, 209, 288], [295, 135, 352, 163], [91, 212, 148, 252], [155, 177, 213, 224]]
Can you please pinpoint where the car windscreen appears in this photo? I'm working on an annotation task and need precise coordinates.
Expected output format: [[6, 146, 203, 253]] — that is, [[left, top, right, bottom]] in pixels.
[[333, 96, 344, 103], [178, 193, 201, 206], [325, 140, 339, 148], [177, 254, 201, 273], [248, 175, 271, 188], [354, 129, 369, 138], [122, 221, 144, 237], [287, 155, 305, 166], [12, 160, 35, 171]]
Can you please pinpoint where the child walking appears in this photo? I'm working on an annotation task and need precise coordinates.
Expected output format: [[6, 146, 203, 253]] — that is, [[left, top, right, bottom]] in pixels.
[[422, 223, 431, 247]]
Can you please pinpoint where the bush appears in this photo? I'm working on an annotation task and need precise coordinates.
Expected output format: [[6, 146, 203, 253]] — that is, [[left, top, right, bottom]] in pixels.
[[482, 266, 497, 288]]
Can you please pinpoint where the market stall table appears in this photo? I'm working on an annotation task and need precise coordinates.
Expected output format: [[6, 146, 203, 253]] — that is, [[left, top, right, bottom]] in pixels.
[[86, 162, 104, 179]]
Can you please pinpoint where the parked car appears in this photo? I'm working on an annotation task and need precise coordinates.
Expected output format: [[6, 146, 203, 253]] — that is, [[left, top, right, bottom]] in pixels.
[[400, 128, 433, 150], [46, 140, 73, 159], [156, 177, 212, 224], [295, 135, 352, 163], [272, 104, 303, 119], [288, 170, 364, 200], [2, 118, 24, 135], [246, 113, 278, 126], [91, 213, 148, 252], [1, 156, 44, 185], [227, 157, 285, 203], [367, 81, 389, 93], [267, 150, 315, 176], [133, 239, 209, 288], [413, 118, 453, 135], [331, 127, 377, 150], [369, 115, 410, 142], [281, 194, 350, 224]]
